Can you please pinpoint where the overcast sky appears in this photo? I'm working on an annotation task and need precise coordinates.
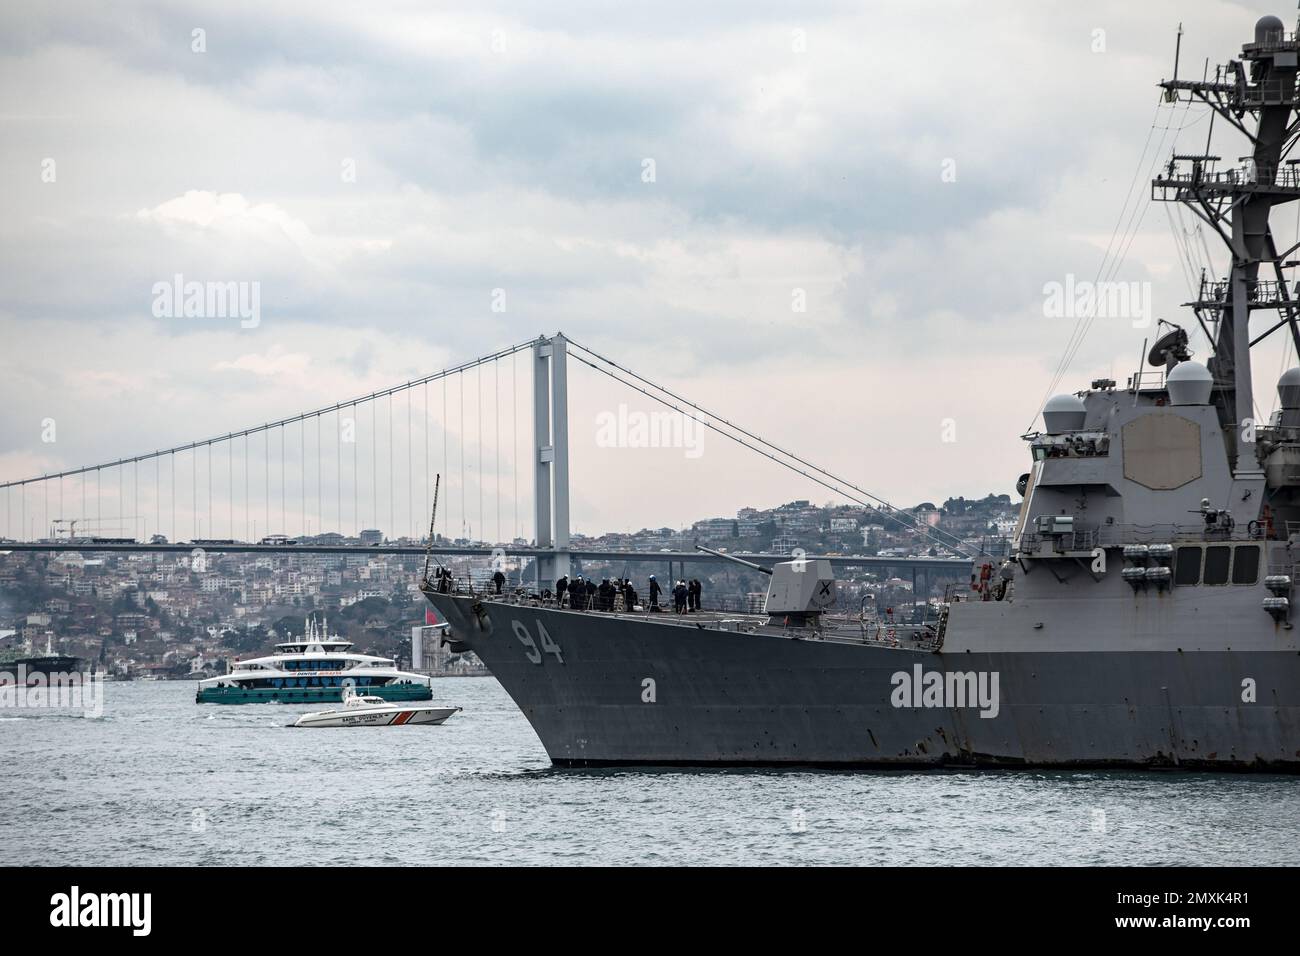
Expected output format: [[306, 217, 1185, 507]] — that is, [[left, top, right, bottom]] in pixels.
[[1, 1, 1293, 542]]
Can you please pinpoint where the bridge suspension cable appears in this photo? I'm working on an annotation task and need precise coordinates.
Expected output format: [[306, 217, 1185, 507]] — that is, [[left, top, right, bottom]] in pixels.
[[2, 336, 538, 544], [4, 331, 978, 558], [0, 336, 539, 489], [564, 337, 980, 558]]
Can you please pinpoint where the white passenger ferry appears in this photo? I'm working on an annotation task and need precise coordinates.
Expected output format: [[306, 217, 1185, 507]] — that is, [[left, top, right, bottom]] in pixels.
[[195, 616, 432, 704]]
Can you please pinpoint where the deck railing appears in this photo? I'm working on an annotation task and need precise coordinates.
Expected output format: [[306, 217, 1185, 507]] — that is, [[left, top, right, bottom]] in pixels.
[[1020, 521, 1266, 552], [423, 579, 948, 648]]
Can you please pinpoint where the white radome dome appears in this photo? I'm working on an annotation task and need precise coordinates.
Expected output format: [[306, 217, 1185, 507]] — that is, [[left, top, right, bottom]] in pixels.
[[1167, 360, 1213, 406], [1278, 367, 1300, 410], [1043, 393, 1087, 433]]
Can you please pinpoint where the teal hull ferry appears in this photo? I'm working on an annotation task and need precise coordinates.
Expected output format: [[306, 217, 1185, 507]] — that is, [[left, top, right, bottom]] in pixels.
[[197, 682, 432, 704], [196, 615, 432, 705]]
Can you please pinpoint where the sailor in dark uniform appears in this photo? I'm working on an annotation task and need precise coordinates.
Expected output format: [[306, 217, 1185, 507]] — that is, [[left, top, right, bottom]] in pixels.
[[673, 580, 688, 613]]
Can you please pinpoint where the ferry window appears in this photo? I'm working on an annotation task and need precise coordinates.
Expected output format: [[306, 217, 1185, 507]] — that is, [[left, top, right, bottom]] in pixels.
[[1174, 547, 1201, 586], [1203, 546, 1231, 585], [1232, 546, 1260, 585]]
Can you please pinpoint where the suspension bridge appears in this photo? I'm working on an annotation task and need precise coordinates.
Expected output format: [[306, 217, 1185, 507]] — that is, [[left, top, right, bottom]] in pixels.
[[0, 334, 978, 584]]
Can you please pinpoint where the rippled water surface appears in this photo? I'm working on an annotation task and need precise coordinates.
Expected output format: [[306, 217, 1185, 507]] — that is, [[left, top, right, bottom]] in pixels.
[[1, 679, 1296, 866]]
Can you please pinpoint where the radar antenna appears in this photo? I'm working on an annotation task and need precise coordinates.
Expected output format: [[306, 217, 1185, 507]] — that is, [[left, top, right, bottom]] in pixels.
[[1154, 14, 1300, 473], [1147, 320, 1192, 370]]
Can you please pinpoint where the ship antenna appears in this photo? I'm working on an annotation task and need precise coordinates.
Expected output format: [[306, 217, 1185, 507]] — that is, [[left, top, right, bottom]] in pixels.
[[1173, 22, 1183, 84], [421, 474, 442, 586]]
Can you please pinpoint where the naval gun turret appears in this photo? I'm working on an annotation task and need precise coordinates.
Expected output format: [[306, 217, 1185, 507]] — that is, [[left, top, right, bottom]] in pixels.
[[694, 544, 837, 627], [763, 558, 837, 627]]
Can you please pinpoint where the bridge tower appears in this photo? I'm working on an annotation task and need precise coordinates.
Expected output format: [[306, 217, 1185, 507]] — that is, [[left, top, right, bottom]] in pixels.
[[532, 333, 571, 586]]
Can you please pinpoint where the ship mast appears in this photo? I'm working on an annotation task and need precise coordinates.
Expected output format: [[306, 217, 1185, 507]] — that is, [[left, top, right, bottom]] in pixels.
[[1154, 13, 1300, 474]]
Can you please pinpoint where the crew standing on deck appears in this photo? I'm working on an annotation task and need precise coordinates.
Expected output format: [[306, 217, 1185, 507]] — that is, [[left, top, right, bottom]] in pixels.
[[556, 574, 569, 607], [648, 575, 662, 611], [688, 578, 701, 612], [492, 568, 506, 594], [673, 580, 688, 613]]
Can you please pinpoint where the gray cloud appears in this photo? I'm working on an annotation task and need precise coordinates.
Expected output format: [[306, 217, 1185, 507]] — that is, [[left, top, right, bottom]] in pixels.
[[0, 0, 1284, 533]]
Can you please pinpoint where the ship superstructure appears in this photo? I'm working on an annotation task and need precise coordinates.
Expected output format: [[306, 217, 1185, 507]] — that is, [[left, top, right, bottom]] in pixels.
[[0, 634, 83, 677], [421, 15, 1300, 768]]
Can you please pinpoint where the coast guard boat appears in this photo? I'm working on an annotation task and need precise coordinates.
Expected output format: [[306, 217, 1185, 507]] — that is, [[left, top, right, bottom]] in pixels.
[[196, 615, 432, 704], [293, 688, 460, 727]]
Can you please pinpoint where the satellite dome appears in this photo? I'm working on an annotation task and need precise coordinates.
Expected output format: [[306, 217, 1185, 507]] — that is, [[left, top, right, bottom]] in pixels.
[[1043, 394, 1086, 433], [1167, 360, 1213, 406], [1256, 15, 1285, 44], [1279, 368, 1300, 409]]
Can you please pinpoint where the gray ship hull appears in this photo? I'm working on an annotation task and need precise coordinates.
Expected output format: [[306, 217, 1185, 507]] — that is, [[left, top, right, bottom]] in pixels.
[[423, 593, 1300, 769]]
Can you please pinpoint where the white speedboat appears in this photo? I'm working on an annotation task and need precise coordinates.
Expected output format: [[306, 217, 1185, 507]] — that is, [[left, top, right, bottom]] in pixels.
[[293, 689, 460, 728]]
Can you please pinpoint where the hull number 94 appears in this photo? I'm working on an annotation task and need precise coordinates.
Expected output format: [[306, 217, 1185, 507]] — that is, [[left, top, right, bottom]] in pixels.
[[511, 619, 564, 664]]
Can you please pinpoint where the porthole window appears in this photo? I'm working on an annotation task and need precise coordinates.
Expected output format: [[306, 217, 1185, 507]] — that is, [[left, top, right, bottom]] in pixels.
[[1203, 546, 1231, 585], [1232, 545, 1260, 585], [1174, 547, 1201, 586]]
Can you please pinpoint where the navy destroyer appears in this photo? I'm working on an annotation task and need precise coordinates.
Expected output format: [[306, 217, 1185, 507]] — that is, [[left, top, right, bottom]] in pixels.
[[423, 14, 1300, 769]]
